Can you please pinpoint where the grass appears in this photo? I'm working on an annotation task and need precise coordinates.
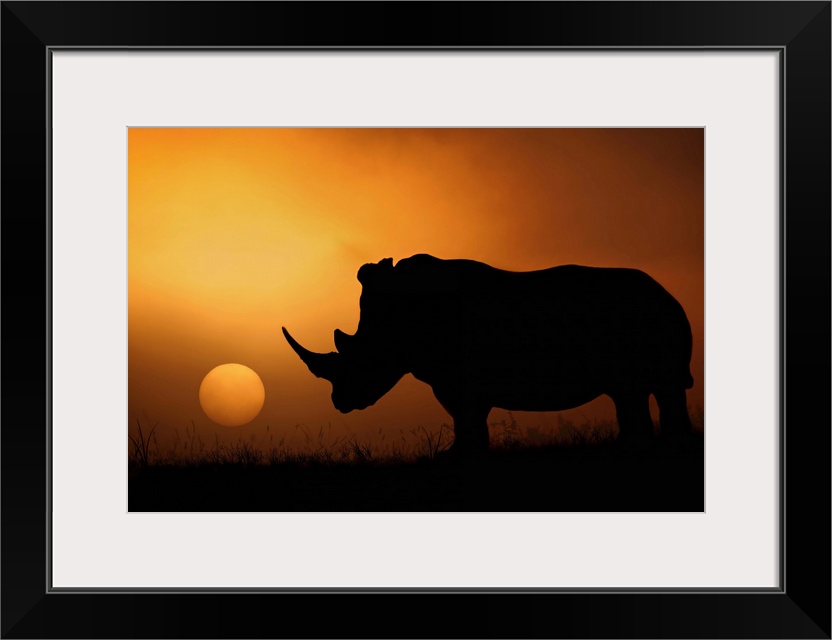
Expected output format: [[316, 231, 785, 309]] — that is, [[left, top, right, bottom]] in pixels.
[[127, 419, 158, 468], [128, 409, 705, 512], [128, 411, 644, 470]]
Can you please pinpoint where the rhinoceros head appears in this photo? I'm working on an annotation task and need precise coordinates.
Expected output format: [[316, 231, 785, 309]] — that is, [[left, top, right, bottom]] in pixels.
[[282, 326, 405, 413], [283, 257, 411, 412]]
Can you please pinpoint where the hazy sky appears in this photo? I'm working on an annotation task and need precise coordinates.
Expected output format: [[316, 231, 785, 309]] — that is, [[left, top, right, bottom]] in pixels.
[[128, 128, 703, 451]]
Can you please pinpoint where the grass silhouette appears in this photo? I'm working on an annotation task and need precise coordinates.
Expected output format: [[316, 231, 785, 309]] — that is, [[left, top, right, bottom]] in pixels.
[[129, 409, 704, 512]]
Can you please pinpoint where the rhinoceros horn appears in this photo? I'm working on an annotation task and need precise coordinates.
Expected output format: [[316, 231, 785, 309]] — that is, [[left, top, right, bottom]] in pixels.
[[282, 327, 339, 380]]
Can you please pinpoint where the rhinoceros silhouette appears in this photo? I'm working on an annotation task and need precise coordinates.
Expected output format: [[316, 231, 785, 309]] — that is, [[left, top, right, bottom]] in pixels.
[[284, 254, 694, 454]]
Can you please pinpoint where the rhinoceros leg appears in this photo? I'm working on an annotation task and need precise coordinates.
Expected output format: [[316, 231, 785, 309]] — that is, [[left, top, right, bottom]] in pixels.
[[655, 387, 693, 441], [611, 391, 654, 445], [433, 392, 490, 454]]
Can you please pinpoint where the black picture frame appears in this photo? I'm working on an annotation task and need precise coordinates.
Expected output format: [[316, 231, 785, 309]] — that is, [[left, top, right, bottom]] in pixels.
[[2, 2, 829, 638]]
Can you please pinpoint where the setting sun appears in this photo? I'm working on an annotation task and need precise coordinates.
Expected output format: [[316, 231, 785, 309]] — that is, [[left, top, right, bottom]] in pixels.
[[198, 363, 265, 427]]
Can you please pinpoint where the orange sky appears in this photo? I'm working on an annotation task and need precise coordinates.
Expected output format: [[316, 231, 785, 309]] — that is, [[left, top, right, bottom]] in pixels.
[[128, 128, 703, 452]]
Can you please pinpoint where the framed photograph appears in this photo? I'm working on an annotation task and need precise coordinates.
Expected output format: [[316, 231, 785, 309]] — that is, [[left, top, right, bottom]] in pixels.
[[126, 126, 706, 514], [3, 2, 829, 638]]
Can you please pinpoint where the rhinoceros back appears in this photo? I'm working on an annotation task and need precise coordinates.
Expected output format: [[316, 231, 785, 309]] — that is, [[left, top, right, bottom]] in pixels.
[[355, 255, 694, 399]]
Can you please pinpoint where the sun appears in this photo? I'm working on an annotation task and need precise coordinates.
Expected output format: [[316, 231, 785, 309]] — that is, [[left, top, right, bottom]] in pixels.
[[198, 363, 265, 427]]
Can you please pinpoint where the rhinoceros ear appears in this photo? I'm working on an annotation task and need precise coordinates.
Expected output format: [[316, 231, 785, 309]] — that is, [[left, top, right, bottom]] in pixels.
[[357, 257, 394, 286]]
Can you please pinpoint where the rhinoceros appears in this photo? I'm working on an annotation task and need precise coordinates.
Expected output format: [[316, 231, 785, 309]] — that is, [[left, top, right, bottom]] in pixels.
[[283, 254, 693, 454]]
